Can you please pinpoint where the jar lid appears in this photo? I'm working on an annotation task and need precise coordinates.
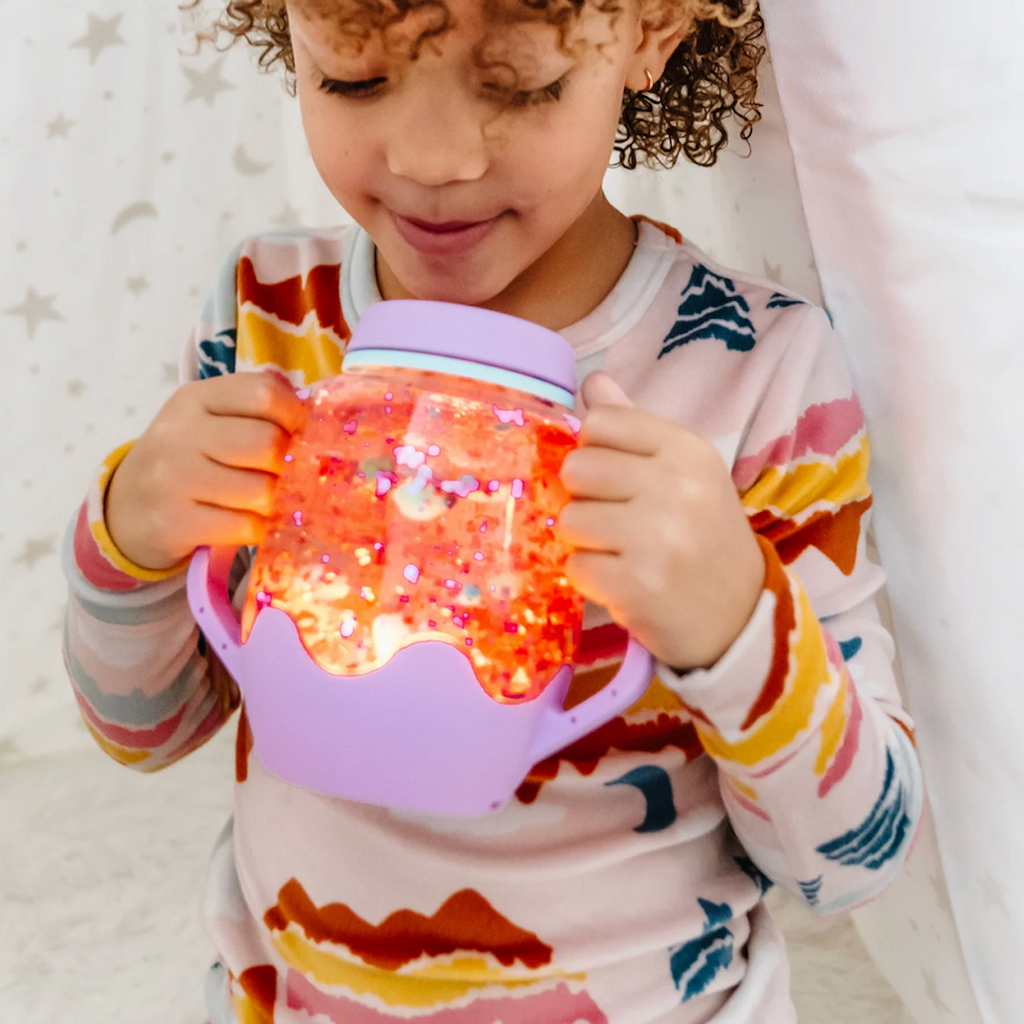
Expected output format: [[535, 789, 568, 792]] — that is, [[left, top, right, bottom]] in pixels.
[[347, 300, 577, 397]]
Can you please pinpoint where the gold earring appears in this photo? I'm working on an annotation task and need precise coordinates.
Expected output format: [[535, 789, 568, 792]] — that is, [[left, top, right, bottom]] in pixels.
[[644, 68, 655, 91]]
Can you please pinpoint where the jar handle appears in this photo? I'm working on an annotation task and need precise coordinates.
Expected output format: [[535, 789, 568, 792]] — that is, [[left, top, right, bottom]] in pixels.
[[186, 545, 244, 681], [527, 638, 656, 764]]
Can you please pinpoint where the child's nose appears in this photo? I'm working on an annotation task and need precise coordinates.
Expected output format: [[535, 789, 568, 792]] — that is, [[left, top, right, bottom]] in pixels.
[[386, 89, 488, 185]]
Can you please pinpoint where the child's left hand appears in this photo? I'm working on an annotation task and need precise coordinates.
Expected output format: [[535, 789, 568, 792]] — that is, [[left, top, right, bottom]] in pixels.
[[557, 371, 766, 673]]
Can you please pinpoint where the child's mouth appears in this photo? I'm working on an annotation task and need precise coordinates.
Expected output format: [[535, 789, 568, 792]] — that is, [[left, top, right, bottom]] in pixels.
[[391, 211, 503, 256]]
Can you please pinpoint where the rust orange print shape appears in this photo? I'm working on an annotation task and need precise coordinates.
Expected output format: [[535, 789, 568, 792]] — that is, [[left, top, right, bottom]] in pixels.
[[265, 881, 553, 972], [515, 666, 703, 805], [749, 497, 872, 577], [237, 257, 349, 342]]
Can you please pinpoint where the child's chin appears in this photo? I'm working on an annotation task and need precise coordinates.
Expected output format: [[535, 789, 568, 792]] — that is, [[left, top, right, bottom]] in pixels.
[[396, 269, 518, 309]]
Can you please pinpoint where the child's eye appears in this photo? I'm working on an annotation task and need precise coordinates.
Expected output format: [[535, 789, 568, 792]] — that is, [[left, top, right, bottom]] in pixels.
[[507, 75, 567, 108], [319, 76, 387, 98]]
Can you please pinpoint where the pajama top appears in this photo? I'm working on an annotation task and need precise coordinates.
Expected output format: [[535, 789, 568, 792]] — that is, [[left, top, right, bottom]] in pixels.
[[61, 216, 924, 1024]]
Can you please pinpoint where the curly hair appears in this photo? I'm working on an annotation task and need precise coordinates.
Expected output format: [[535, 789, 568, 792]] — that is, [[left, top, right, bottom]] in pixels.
[[209, 0, 763, 168]]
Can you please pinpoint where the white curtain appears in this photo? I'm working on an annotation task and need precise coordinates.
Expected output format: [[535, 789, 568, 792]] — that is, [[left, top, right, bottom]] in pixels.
[[1, 2, 1000, 1022], [762, 2, 1024, 1021]]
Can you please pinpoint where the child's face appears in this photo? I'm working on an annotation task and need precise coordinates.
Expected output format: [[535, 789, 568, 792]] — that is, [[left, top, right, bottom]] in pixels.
[[287, 0, 646, 306]]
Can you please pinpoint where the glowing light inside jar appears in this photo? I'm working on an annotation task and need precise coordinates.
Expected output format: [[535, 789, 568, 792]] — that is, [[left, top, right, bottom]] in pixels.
[[241, 368, 581, 703]]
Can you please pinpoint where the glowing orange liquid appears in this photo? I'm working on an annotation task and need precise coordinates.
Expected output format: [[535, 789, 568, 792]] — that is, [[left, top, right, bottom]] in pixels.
[[242, 367, 582, 703]]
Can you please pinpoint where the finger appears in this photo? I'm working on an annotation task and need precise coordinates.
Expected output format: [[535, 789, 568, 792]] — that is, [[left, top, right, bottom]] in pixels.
[[564, 549, 629, 605], [559, 446, 646, 501], [199, 371, 308, 433], [556, 499, 633, 553], [580, 371, 634, 411], [578, 403, 663, 456], [201, 415, 294, 474], [184, 503, 271, 550], [191, 457, 281, 517]]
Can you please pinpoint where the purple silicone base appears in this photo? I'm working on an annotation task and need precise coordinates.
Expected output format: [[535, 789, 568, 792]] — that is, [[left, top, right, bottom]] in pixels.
[[187, 546, 654, 816]]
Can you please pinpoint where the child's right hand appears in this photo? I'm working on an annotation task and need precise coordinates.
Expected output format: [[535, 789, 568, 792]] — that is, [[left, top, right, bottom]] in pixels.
[[105, 372, 307, 571]]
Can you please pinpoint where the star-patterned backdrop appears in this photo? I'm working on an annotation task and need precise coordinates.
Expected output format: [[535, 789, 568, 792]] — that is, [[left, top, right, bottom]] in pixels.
[[0, 4, 978, 1023]]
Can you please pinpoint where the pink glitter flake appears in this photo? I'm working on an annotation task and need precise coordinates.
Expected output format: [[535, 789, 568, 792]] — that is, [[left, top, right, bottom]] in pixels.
[[291, 510, 303, 526], [375, 470, 397, 497], [399, 595, 410, 603], [340, 620, 356, 638], [443, 579, 462, 590], [393, 444, 427, 469], [440, 476, 480, 499], [384, 392, 394, 401], [403, 563, 420, 584], [295, 387, 311, 400], [474, 551, 484, 561], [427, 444, 441, 457], [492, 405, 526, 427], [255, 590, 272, 609], [321, 554, 331, 563], [342, 419, 358, 435], [465, 637, 474, 646], [373, 541, 384, 551], [284, 454, 293, 462], [511, 479, 524, 499], [546, 517, 556, 527], [504, 621, 519, 634], [487, 480, 500, 492]]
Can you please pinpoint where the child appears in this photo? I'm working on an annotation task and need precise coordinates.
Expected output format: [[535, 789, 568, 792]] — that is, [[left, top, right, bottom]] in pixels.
[[62, 0, 923, 1020]]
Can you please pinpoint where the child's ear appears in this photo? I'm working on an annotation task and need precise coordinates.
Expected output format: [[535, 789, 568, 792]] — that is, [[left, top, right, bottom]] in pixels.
[[625, 0, 696, 91]]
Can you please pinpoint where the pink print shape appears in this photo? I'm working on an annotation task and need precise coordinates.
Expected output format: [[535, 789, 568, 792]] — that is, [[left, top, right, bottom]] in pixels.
[[286, 969, 609, 1024], [493, 405, 526, 427], [732, 396, 865, 490], [818, 681, 863, 798]]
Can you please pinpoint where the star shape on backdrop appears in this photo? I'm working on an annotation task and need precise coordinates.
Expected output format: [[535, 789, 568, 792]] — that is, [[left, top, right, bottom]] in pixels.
[[3, 287, 64, 339], [46, 113, 76, 139], [272, 203, 303, 227], [14, 535, 56, 568], [67, 379, 87, 396], [161, 151, 176, 164], [126, 275, 149, 295], [70, 12, 126, 65], [762, 260, 782, 284], [182, 57, 235, 106], [15, 240, 27, 252]]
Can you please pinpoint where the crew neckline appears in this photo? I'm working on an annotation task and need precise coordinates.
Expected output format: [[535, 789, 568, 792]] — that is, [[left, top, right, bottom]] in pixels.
[[340, 218, 682, 361]]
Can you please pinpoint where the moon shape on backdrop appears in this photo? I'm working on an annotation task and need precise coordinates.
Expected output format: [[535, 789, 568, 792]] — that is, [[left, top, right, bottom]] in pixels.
[[605, 764, 677, 833], [110, 201, 158, 235], [233, 144, 272, 176]]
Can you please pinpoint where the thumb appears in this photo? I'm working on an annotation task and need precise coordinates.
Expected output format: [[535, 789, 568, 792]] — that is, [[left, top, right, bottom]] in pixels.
[[579, 370, 634, 411]]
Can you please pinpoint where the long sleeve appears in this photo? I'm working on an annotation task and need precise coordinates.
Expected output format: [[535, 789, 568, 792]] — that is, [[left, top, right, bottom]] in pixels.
[[659, 303, 924, 914], [61, 241, 247, 771]]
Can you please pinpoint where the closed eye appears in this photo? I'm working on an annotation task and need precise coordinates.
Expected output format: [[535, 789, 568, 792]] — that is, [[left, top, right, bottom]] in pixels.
[[319, 76, 387, 98], [507, 75, 567, 107]]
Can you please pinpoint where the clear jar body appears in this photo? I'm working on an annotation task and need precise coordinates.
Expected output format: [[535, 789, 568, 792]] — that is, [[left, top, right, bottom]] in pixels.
[[241, 364, 582, 703]]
